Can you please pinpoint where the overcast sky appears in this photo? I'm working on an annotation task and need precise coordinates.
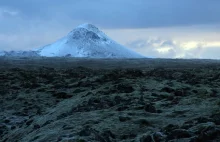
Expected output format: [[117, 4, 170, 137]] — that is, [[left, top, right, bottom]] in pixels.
[[0, 0, 220, 58]]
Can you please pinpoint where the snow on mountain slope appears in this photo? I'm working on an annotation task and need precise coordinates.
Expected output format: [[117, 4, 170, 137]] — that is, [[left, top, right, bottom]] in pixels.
[[37, 23, 145, 58], [2, 51, 40, 57], [0, 51, 6, 56]]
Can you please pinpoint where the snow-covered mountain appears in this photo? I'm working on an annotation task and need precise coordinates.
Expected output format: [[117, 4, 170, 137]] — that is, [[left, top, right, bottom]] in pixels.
[[36, 23, 144, 58], [0, 24, 145, 58], [1, 51, 40, 57]]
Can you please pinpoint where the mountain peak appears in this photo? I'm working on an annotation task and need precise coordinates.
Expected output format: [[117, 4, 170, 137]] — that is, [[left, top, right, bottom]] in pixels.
[[35, 24, 145, 58], [75, 23, 104, 36], [77, 23, 99, 31], [67, 23, 107, 41]]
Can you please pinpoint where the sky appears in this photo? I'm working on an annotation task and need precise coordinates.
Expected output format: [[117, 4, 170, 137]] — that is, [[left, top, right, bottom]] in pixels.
[[0, 0, 220, 58]]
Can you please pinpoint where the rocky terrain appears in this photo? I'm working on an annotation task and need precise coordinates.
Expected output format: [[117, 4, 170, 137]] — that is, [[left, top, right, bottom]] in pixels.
[[1, 57, 220, 142]]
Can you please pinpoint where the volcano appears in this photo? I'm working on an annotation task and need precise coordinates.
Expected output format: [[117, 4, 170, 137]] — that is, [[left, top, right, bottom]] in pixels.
[[36, 23, 144, 58]]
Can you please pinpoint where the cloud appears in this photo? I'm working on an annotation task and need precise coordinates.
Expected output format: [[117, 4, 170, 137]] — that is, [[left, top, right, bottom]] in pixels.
[[0, 24, 71, 51], [127, 38, 220, 59], [0, 7, 19, 17], [197, 47, 220, 59], [0, 0, 220, 29], [161, 40, 176, 47]]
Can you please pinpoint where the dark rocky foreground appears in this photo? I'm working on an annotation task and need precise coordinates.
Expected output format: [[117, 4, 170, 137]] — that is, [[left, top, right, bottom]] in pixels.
[[1, 57, 220, 142]]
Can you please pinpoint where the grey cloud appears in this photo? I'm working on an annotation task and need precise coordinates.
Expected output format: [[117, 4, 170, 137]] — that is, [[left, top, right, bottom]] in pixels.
[[198, 47, 220, 59], [126, 38, 178, 58], [0, 8, 18, 17], [161, 40, 175, 47], [127, 38, 175, 48], [127, 40, 148, 48], [184, 46, 203, 58], [0, 0, 220, 29], [127, 38, 220, 59]]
